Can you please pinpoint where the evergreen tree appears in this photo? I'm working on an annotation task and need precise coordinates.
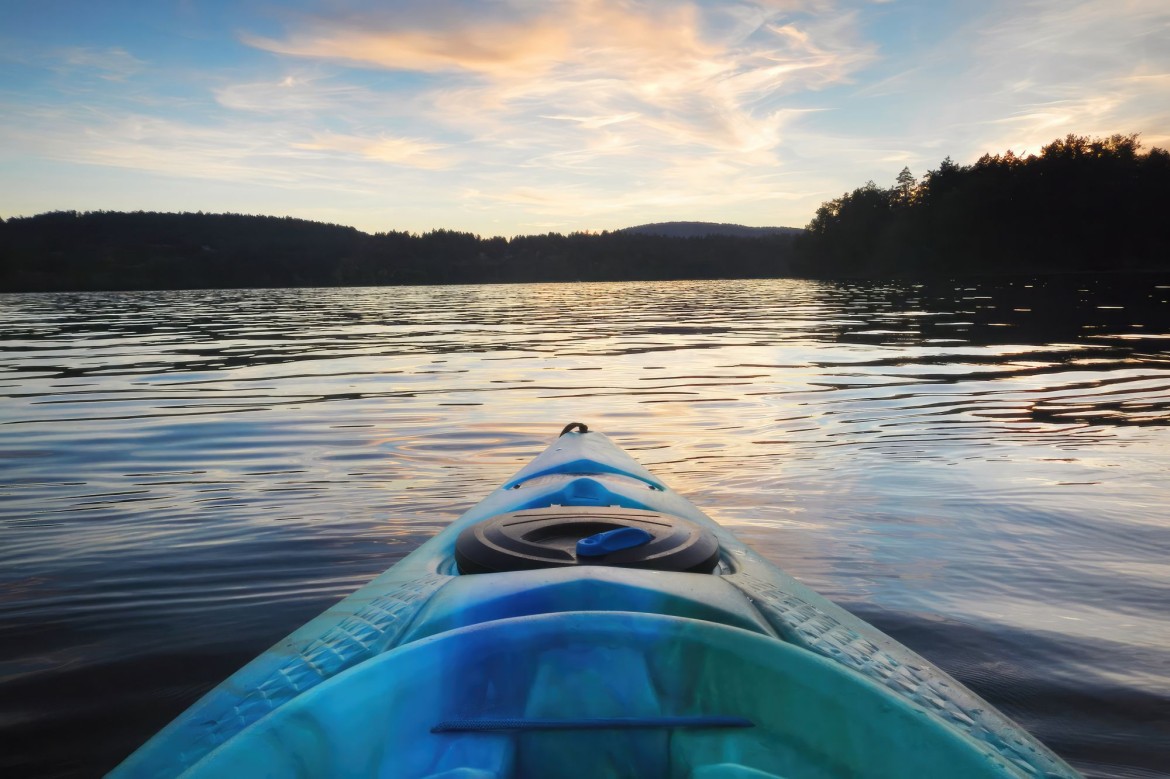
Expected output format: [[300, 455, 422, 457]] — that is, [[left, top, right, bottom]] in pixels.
[[795, 134, 1170, 277]]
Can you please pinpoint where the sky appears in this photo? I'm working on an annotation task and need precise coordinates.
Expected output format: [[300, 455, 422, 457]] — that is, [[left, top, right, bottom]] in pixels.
[[1, 0, 1168, 237]]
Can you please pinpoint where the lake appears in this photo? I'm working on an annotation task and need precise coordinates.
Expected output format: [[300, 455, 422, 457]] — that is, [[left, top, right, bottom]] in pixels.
[[1, 277, 1168, 778]]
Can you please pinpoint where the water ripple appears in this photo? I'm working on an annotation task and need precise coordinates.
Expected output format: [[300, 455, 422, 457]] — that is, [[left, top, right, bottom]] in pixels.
[[1, 277, 1168, 778]]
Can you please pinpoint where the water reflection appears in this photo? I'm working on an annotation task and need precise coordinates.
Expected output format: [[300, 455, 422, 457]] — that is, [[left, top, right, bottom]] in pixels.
[[1, 277, 1168, 778]]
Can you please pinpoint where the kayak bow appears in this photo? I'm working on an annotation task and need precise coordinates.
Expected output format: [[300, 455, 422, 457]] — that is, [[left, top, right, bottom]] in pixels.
[[110, 425, 1082, 779]]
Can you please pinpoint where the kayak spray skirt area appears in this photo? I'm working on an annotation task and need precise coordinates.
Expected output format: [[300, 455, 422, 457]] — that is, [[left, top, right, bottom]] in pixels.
[[181, 612, 1027, 779]]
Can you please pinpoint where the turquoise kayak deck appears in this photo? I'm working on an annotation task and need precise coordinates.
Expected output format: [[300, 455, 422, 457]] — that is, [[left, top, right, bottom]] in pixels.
[[109, 429, 1083, 779]]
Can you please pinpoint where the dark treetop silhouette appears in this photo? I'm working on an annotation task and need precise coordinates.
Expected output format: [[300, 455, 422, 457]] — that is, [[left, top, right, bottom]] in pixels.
[[794, 134, 1170, 277]]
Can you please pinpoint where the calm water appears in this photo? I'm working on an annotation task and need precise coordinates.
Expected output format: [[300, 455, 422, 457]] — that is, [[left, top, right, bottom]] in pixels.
[[1, 278, 1168, 778]]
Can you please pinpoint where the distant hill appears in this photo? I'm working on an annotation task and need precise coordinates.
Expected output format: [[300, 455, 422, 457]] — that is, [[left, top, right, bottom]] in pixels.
[[621, 221, 804, 239]]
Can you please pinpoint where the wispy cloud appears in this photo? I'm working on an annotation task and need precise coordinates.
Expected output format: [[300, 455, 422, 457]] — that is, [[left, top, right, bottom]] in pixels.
[[788, 0, 1170, 187], [243, 0, 874, 160], [952, 0, 1170, 155], [213, 74, 376, 115], [244, 1, 717, 77], [53, 46, 145, 81], [294, 131, 453, 169], [1, 106, 312, 186]]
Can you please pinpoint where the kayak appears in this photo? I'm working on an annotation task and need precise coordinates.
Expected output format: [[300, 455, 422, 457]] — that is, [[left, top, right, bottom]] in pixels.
[[109, 424, 1083, 779]]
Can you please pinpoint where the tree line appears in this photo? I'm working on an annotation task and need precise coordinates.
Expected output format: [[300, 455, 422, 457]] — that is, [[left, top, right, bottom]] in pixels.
[[795, 134, 1170, 276], [0, 211, 798, 292], [4, 133, 1167, 291]]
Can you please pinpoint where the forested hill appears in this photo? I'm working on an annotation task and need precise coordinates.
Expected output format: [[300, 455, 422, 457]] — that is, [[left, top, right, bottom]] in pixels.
[[0, 212, 797, 292], [621, 221, 802, 238], [795, 134, 1170, 276]]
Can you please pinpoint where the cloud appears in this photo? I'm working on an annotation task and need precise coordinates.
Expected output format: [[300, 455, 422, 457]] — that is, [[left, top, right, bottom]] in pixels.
[[243, 1, 714, 77], [0, 101, 428, 192], [458, 145, 811, 230], [241, 0, 875, 159], [53, 46, 145, 81], [294, 131, 453, 169], [791, 0, 1170, 187], [952, 0, 1170, 155], [244, 17, 573, 77], [214, 74, 376, 114]]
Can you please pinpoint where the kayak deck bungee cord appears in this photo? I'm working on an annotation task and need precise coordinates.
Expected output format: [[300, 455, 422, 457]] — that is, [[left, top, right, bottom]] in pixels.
[[109, 423, 1083, 779]]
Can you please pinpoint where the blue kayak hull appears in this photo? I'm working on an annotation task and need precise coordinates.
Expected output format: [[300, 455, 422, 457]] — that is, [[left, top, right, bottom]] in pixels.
[[109, 428, 1082, 779]]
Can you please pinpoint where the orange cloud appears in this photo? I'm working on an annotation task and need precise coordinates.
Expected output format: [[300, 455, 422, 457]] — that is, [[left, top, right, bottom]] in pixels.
[[246, 21, 572, 76], [244, 1, 715, 77], [294, 132, 453, 169]]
